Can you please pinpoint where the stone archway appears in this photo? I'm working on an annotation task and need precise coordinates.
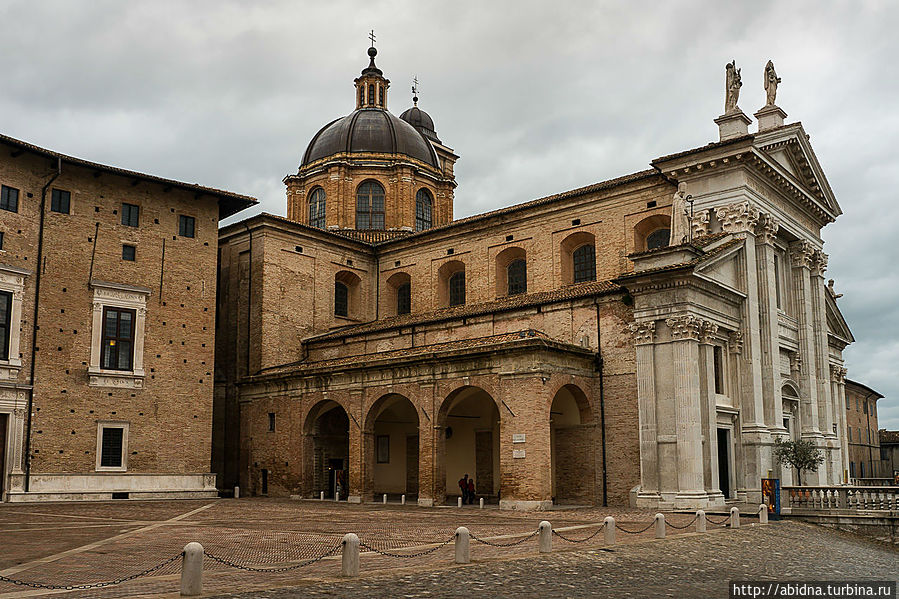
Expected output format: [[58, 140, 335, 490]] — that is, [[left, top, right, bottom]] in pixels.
[[363, 394, 420, 500], [550, 384, 596, 505], [436, 386, 501, 505], [303, 400, 350, 500]]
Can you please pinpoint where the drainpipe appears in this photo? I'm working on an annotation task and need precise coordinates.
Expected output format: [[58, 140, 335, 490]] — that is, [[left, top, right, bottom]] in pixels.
[[244, 223, 252, 377], [594, 299, 608, 507], [24, 157, 62, 492]]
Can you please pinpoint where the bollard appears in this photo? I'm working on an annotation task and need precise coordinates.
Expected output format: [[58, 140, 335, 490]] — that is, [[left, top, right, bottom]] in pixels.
[[320, 491, 324, 501], [479, 497, 484, 509], [233, 486, 239, 499], [383, 494, 387, 504], [180, 542, 203, 597], [654, 513, 665, 539], [401, 494, 406, 505], [604, 516, 615, 545], [538, 521, 552, 553], [730, 506, 740, 529], [341, 533, 360, 577], [458, 496, 463, 508], [455, 527, 470, 564], [696, 510, 706, 533], [758, 504, 768, 524], [335, 491, 339, 502]]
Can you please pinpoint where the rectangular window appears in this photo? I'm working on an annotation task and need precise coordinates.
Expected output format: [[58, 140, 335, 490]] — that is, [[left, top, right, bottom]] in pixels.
[[713, 346, 725, 394], [51, 189, 70, 214], [0, 291, 11, 361], [101, 307, 135, 371], [848, 425, 852, 442], [0, 231, 4, 250], [334, 282, 348, 317], [397, 283, 411, 315], [268, 412, 275, 432], [178, 215, 195, 238], [449, 272, 465, 306], [121, 203, 139, 227], [849, 461, 856, 478], [377, 435, 390, 463], [846, 395, 850, 410], [99, 426, 125, 468], [863, 402, 867, 415], [122, 244, 136, 261], [774, 254, 782, 309], [0, 185, 19, 212]]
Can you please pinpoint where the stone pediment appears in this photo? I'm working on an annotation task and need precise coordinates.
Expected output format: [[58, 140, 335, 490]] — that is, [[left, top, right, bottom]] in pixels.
[[825, 291, 854, 346], [693, 239, 745, 295]]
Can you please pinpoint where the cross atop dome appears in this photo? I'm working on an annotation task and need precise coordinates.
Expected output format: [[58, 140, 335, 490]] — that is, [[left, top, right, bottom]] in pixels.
[[355, 34, 389, 109]]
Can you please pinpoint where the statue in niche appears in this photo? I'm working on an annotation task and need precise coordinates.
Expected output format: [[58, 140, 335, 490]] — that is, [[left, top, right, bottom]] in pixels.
[[764, 59, 781, 106], [670, 183, 690, 244], [724, 60, 742, 114]]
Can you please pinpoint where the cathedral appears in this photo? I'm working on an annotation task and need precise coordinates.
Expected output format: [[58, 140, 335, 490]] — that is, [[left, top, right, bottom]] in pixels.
[[214, 47, 854, 510]]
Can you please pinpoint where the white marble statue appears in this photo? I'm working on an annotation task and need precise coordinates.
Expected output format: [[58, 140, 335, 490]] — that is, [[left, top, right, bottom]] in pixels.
[[764, 60, 781, 106], [724, 61, 742, 114], [670, 183, 690, 244]]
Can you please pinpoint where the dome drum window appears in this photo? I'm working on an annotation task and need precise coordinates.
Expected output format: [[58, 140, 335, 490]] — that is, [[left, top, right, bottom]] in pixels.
[[308, 187, 326, 229], [415, 188, 433, 231], [356, 181, 386, 230]]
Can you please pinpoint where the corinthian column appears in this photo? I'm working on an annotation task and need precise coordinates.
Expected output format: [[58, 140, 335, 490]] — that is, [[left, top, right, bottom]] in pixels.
[[810, 251, 838, 483], [629, 321, 660, 503], [830, 365, 848, 483], [755, 214, 785, 437]]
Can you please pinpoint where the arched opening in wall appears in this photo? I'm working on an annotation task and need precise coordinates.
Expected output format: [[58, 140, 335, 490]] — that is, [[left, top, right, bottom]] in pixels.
[[308, 187, 326, 229], [364, 394, 420, 500], [781, 383, 800, 441], [356, 180, 386, 230], [436, 260, 465, 307], [436, 386, 500, 505], [304, 401, 350, 500], [560, 232, 596, 285], [415, 188, 433, 231], [550, 384, 595, 504], [386, 272, 412, 316], [495, 246, 527, 298], [334, 271, 361, 319], [634, 215, 672, 252]]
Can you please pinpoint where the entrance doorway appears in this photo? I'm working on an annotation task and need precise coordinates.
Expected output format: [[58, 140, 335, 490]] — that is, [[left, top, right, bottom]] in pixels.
[[438, 386, 500, 503], [305, 401, 349, 500], [717, 428, 731, 499]]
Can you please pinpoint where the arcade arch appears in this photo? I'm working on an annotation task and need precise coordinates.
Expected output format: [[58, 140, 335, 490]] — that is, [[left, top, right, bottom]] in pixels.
[[437, 386, 500, 504]]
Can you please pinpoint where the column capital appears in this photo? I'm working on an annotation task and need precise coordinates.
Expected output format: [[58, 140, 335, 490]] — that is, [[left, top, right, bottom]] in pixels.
[[628, 321, 656, 345], [691, 209, 711, 239], [754, 213, 780, 245], [789, 240, 815, 269], [829, 364, 847, 383], [789, 351, 802, 374], [699, 321, 719, 345], [715, 201, 760, 233], [727, 329, 744, 354], [665, 315, 703, 341], [811, 250, 828, 278]]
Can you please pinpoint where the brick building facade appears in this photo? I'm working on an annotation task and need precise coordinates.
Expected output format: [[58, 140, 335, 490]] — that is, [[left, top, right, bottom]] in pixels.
[[843, 379, 883, 480], [215, 51, 859, 509], [0, 134, 254, 501]]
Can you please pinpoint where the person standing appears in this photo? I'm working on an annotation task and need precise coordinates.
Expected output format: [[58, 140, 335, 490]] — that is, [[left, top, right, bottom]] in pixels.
[[467, 478, 476, 505], [458, 474, 469, 504]]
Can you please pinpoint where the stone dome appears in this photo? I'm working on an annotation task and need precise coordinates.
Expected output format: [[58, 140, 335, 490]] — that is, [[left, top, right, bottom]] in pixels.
[[399, 106, 441, 144], [301, 108, 439, 168]]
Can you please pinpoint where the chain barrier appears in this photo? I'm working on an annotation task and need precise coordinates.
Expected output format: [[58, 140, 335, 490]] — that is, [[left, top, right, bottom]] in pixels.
[[203, 541, 343, 573], [0, 552, 183, 591], [358, 534, 456, 558], [469, 528, 540, 547], [705, 514, 731, 526], [664, 514, 700, 530], [551, 523, 605, 543], [614, 520, 656, 535]]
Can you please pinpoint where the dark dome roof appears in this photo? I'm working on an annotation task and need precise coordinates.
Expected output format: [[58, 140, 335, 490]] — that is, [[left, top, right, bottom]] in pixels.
[[399, 106, 441, 143], [302, 108, 438, 167]]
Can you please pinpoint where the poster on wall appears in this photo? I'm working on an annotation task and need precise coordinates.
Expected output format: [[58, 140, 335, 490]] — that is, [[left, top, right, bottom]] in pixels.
[[761, 477, 781, 520]]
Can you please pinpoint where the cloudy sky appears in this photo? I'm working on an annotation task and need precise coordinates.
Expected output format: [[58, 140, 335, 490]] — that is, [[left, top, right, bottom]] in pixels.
[[2, 0, 897, 429]]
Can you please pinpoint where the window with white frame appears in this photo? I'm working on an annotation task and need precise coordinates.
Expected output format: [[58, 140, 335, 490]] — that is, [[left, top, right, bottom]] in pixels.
[[0, 264, 28, 381], [88, 280, 150, 388], [96, 421, 129, 471]]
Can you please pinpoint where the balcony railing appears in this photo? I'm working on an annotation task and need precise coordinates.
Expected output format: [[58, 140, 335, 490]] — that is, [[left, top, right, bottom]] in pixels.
[[783, 485, 898, 512]]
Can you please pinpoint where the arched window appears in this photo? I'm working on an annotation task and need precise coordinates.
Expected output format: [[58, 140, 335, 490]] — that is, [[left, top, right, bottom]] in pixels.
[[308, 187, 326, 229], [396, 283, 411, 315], [335, 282, 348, 317], [507, 259, 527, 295], [646, 229, 671, 250], [572, 244, 596, 283], [449, 272, 465, 306], [356, 181, 385, 230], [415, 188, 433, 231]]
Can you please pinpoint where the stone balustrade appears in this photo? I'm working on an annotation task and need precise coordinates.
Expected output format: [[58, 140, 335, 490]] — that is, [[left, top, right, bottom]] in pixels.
[[783, 486, 899, 512]]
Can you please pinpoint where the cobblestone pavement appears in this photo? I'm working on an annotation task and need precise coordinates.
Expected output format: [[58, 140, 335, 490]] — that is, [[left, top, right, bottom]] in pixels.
[[210, 522, 898, 599], [0, 498, 856, 599]]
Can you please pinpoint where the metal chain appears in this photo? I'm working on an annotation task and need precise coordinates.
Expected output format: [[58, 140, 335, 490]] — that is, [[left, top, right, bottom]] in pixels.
[[552, 523, 605, 543], [203, 541, 343, 573], [664, 514, 700, 530], [358, 534, 456, 558], [0, 552, 183, 591], [705, 514, 731, 526], [615, 520, 656, 535], [469, 528, 540, 547]]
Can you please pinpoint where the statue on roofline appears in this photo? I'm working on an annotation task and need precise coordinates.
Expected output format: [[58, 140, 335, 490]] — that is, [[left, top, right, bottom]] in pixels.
[[764, 59, 781, 106], [724, 60, 742, 114]]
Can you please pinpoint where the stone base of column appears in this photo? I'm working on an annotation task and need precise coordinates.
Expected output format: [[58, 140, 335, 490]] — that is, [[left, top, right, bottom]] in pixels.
[[346, 495, 362, 504], [674, 491, 718, 510], [498, 499, 553, 511], [417, 497, 434, 507], [634, 491, 664, 509]]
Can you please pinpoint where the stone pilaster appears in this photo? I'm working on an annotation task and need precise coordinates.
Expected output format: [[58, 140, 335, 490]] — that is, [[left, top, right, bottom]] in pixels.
[[629, 321, 660, 501], [810, 251, 838, 483], [665, 315, 707, 507], [699, 322, 723, 503], [790, 240, 824, 485], [754, 214, 786, 437], [830, 365, 849, 483]]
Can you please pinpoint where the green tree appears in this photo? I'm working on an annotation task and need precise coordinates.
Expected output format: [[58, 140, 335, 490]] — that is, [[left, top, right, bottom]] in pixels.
[[773, 438, 825, 486]]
